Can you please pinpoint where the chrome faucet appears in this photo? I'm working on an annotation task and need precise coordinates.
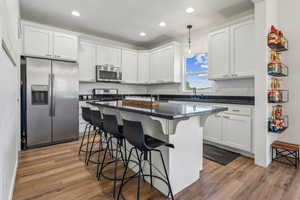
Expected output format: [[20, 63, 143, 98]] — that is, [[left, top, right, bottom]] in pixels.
[[193, 88, 197, 96]]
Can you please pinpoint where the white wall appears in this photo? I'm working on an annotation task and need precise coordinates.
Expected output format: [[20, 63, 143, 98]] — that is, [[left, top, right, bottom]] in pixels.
[[0, 0, 21, 199], [276, 0, 300, 146]]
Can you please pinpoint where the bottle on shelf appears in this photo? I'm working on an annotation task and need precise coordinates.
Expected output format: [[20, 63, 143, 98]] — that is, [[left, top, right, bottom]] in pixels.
[[268, 25, 288, 51], [269, 105, 288, 133]]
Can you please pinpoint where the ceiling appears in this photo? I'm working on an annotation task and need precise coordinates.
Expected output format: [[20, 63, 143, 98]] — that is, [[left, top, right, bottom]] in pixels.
[[20, 0, 254, 47]]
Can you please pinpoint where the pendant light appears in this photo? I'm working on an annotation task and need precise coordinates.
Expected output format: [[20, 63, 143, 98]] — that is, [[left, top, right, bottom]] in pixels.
[[187, 24, 193, 55]]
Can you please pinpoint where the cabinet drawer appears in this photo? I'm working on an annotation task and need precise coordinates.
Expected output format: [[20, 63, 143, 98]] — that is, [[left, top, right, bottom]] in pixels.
[[224, 106, 251, 116]]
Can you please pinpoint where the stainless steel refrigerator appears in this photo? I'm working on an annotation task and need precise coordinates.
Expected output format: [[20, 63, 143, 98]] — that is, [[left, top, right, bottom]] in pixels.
[[21, 57, 79, 148]]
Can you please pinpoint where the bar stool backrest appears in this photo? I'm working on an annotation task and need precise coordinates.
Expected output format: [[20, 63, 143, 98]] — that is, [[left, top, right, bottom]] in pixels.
[[82, 107, 92, 123], [103, 114, 122, 137], [90, 110, 102, 128], [123, 119, 146, 151]]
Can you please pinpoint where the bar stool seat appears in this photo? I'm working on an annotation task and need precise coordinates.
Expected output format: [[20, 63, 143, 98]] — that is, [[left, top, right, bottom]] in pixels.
[[144, 135, 174, 149]]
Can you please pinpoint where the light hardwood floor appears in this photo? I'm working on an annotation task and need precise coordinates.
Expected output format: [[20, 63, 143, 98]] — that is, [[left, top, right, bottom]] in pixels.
[[13, 138, 300, 200]]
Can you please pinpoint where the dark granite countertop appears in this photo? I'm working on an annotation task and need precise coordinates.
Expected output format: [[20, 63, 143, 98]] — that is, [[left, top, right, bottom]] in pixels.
[[87, 100, 227, 120], [80, 94, 254, 105]]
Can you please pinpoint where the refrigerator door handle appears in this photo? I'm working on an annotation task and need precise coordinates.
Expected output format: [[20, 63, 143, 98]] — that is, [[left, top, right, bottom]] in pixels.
[[52, 74, 56, 116], [48, 74, 52, 116]]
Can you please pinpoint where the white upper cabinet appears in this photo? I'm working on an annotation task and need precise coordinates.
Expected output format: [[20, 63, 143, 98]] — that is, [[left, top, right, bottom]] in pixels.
[[149, 42, 181, 84], [231, 20, 255, 78], [208, 27, 231, 79], [53, 32, 78, 61], [138, 52, 150, 84], [208, 19, 255, 80], [23, 24, 78, 61], [121, 49, 138, 83], [97, 45, 121, 68], [78, 42, 97, 82], [23, 25, 53, 58]]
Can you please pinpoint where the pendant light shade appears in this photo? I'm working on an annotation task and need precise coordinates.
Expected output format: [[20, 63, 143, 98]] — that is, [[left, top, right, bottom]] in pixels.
[[187, 24, 193, 55]]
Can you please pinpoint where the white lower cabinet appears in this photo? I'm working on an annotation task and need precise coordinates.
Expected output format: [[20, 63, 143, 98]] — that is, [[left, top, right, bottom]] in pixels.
[[169, 101, 253, 153], [204, 113, 222, 143], [222, 114, 251, 152]]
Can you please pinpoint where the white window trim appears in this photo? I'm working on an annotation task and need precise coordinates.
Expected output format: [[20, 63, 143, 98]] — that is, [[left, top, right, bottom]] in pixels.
[[182, 53, 213, 92]]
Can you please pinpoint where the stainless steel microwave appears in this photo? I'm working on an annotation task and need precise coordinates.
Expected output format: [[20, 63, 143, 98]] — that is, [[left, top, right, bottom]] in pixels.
[[96, 65, 122, 82]]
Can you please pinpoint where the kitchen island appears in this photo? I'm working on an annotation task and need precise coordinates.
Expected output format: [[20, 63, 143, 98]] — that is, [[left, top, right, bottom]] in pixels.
[[88, 100, 227, 196]]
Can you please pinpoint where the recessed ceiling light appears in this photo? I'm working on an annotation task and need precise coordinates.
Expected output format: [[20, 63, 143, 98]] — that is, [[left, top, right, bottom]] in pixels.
[[185, 7, 195, 14], [159, 21, 166, 27], [139, 32, 146, 37], [72, 10, 80, 17]]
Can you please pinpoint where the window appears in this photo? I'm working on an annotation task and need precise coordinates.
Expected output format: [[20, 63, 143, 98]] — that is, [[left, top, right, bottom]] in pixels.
[[184, 52, 213, 90]]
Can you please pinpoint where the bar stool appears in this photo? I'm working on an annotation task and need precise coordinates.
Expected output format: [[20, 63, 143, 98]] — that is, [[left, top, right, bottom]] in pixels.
[[78, 107, 93, 163], [86, 109, 110, 170], [117, 119, 175, 200], [97, 113, 128, 197]]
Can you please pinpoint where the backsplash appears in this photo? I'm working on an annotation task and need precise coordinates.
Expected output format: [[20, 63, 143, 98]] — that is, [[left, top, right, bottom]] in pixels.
[[146, 78, 254, 96], [79, 82, 147, 95], [80, 78, 254, 96]]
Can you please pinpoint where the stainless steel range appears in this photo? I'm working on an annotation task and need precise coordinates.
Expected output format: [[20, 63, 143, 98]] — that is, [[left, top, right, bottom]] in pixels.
[[21, 57, 79, 149]]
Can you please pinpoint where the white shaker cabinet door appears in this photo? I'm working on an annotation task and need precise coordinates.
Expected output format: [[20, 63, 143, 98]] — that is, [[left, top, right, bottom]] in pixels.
[[53, 32, 78, 61], [231, 20, 255, 78], [122, 49, 138, 83], [150, 47, 172, 83], [138, 52, 150, 84], [208, 27, 231, 80], [78, 42, 97, 82], [23, 25, 53, 58], [97, 45, 121, 68], [203, 113, 223, 144], [222, 114, 251, 152]]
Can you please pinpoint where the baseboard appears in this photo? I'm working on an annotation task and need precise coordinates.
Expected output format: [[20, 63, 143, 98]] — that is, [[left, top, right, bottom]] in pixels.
[[8, 152, 18, 200]]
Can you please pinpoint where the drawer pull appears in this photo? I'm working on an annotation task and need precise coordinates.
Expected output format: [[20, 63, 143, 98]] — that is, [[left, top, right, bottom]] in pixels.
[[223, 116, 230, 119], [232, 109, 240, 112]]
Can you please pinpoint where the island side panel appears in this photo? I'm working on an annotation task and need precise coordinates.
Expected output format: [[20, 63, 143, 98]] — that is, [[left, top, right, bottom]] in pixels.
[[168, 116, 203, 195]]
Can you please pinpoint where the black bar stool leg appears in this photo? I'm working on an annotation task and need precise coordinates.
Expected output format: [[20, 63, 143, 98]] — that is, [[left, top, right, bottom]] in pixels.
[[98, 137, 111, 180], [87, 129, 98, 165], [85, 125, 92, 163], [149, 151, 153, 187], [113, 142, 119, 197], [135, 149, 146, 182], [117, 148, 134, 200], [124, 139, 128, 165], [158, 150, 174, 200], [78, 124, 88, 155], [136, 152, 143, 200]]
